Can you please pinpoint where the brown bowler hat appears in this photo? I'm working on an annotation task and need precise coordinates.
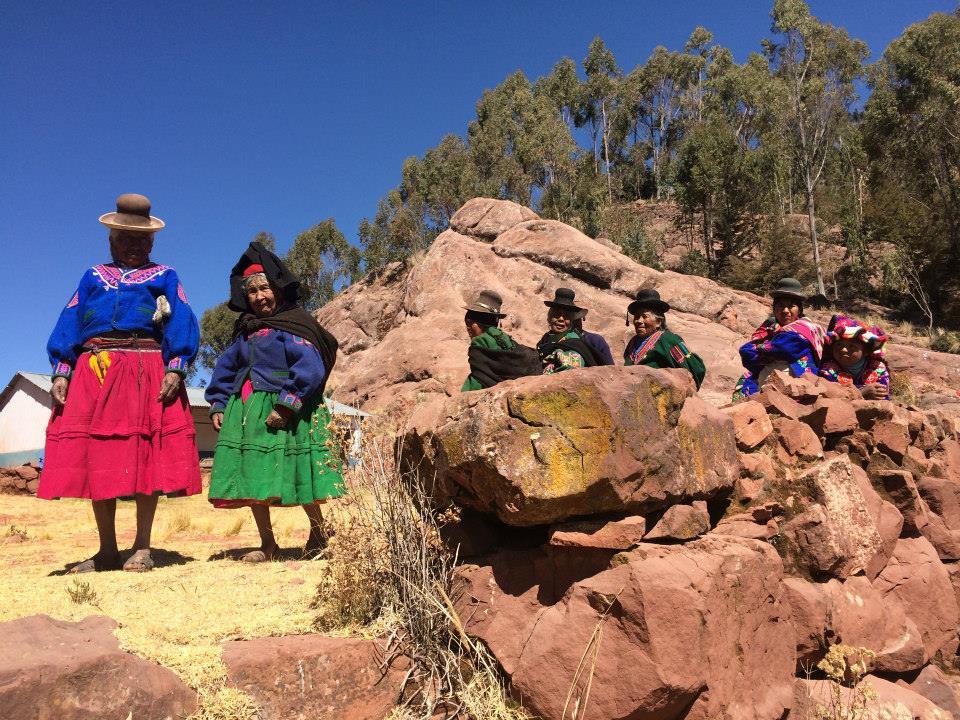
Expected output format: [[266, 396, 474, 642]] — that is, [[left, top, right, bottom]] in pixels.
[[99, 193, 165, 233], [463, 289, 507, 318]]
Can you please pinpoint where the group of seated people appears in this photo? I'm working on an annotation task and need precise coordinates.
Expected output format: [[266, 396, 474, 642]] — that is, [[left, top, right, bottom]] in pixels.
[[460, 276, 891, 402]]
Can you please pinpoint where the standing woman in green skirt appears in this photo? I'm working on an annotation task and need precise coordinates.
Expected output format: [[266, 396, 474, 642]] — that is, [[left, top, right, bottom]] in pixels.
[[205, 242, 343, 561]]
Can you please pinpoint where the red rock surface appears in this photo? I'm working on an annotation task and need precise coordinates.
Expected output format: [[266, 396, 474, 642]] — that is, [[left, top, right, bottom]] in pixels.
[[644, 502, 710, 540], [0, 614, 197, 720], [222, 634, 407, 720], [722, 399, 773, 450], [873, 537, 960, 663], [549, 515, 647, 550], [508, 537, 794, 720]]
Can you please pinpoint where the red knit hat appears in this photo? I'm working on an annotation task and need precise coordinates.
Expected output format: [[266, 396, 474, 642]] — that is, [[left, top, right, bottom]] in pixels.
[[242, 263, 265, 278]]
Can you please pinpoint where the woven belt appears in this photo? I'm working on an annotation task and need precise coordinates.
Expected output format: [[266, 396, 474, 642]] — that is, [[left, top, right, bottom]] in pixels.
[[83, 337, 161, 352]]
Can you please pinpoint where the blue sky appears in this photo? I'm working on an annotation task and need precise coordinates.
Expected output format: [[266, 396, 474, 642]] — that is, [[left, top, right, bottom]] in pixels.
[[1, 0, 954, 385]]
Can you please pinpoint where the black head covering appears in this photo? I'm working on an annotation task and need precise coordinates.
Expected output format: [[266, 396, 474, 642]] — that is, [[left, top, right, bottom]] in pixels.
[[229, 241, 339, 394], [229, 241, 301, 312]]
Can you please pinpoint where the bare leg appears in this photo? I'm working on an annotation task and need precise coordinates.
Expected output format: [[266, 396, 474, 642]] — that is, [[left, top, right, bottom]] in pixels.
[[124, 493, 159, 572], [302, 503, 326, 556], [133, 493, 159, 550], [92, 498, 119, 556], [242, 505, 278, 562], [69, 499, 121, 573]]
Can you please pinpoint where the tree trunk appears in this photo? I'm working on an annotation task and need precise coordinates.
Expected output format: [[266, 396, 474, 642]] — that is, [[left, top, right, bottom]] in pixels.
[[602, 100, 612, 202], [805, 173, 826, 296]]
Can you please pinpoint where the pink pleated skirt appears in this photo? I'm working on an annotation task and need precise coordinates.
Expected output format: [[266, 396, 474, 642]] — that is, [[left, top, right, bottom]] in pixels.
[[38, 349, 202, 501]]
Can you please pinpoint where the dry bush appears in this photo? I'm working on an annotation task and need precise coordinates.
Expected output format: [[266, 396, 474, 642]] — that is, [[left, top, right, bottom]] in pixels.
[[66, 579, 100, 607], [813, 644, 877, 720], [223, 515, 245, 537], [315, 424, 529, 720], [889, 373, 917, 405]]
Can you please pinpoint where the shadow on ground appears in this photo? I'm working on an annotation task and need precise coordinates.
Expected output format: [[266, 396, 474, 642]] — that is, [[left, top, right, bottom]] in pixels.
[[48, 548, 196, 576], [207, 546, 316, 562]]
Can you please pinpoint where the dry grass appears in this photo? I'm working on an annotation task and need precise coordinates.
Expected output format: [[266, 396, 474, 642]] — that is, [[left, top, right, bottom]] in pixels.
[[0, 491, 332, 720], [313, 429, 531, 720]]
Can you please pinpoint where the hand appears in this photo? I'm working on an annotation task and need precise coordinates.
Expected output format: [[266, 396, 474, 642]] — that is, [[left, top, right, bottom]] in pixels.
[[265, 405, 293, 429], [861, 383, 888, 400], [157, 372, 182, 403], [51, 376, 69, 405], [212, 412, 223, 431]]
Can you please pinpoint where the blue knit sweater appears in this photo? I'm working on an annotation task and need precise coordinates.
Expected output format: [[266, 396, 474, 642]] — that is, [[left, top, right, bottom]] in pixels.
[[47, 262, 199, 378], [204, 328, 327, 415]]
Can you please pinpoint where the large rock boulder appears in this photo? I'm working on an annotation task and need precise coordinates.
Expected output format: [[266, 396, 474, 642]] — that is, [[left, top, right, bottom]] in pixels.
[[781, 457, 885, 579], [401, 365, 738, 526], [0, 614, 197, 720], [873, 537, 960, 663], [222, 634, 408, 720], [503, 536, 795, 720]]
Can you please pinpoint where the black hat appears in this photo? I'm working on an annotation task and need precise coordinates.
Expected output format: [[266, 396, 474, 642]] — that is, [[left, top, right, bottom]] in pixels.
[[770, 277, 807, 302], [544, 287, 585, 312], [627, 288, 670, 316], [463, 289, 507, 318]]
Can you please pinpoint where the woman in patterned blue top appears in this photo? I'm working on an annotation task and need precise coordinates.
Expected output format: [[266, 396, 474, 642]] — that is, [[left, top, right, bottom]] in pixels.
[[39, 194, 201, 574]]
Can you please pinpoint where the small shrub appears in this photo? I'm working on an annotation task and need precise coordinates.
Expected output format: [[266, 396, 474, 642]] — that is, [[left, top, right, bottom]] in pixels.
[[610, 219, 662, 270], [813, 644, 876, 720], [223, 516, 245, 537], [930, 328, 960, 354], [889, 373, 917, 405], [6, 524, 29, 542], [162, 510, 192, 540], [66, 579, 100, 607]]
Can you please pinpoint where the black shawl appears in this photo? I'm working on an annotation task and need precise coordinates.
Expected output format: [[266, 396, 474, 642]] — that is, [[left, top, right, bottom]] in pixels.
[[536, 331, 601, 368], [229, 242, 339, 394], [468, 344, 542, 388]]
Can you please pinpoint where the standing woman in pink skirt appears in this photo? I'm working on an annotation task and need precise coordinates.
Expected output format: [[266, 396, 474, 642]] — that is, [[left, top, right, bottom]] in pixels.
[[39, 194, 202, 573]]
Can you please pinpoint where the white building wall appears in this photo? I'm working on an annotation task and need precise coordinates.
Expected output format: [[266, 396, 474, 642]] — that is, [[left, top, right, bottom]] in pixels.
[[0, 378, 52, 456]]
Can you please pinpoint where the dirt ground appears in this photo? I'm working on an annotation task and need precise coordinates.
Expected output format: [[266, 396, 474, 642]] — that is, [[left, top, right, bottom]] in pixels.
[[0, 490, 343, 719]]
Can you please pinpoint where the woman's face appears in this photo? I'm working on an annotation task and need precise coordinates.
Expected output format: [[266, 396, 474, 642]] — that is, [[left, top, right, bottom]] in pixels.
[[547, 307, 574, 334], [110, 230, 153, 268], [832, 337, 865, 369], [246, 276, 277, 317], [773, 297, 801, 326], [632, 310, 661, 337]]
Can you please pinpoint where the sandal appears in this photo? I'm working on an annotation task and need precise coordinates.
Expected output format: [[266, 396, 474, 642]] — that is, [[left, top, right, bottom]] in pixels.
[[68, 552, 123, 574], [241, 544, 278, 563], [123, 549, 155, 573]]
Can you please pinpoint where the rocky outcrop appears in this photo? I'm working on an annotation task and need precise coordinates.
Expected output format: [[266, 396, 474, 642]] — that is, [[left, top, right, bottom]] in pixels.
[[401, 365, 738, 526], [427, 354, 960, 719], [793, 675, 952, 719], [0, 614, 197, 720], [318, 197, 960, 416], [222, 634, 407, 720]]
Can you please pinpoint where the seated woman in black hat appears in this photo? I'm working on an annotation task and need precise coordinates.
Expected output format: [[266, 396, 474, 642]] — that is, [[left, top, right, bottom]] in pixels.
[[624, 289, 705, 389], [537, 288, 603, 374], [732, 277, 826, 401], [461, 290, 541, 391]]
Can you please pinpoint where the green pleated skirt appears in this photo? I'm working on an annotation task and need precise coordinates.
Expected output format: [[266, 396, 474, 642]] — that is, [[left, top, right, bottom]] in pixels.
[[209, 391, 346, 508]]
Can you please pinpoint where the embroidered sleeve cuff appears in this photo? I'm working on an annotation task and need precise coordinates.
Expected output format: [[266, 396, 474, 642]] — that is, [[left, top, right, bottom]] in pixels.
[[166, 357, 188, 376], [52, 361, 73, 379], [276, 391, 304, 413]]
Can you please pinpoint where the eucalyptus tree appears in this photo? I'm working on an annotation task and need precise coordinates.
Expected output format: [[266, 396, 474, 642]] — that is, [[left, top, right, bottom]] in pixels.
[[766, 0, 868, 296], [864, 9, 960, 324]]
